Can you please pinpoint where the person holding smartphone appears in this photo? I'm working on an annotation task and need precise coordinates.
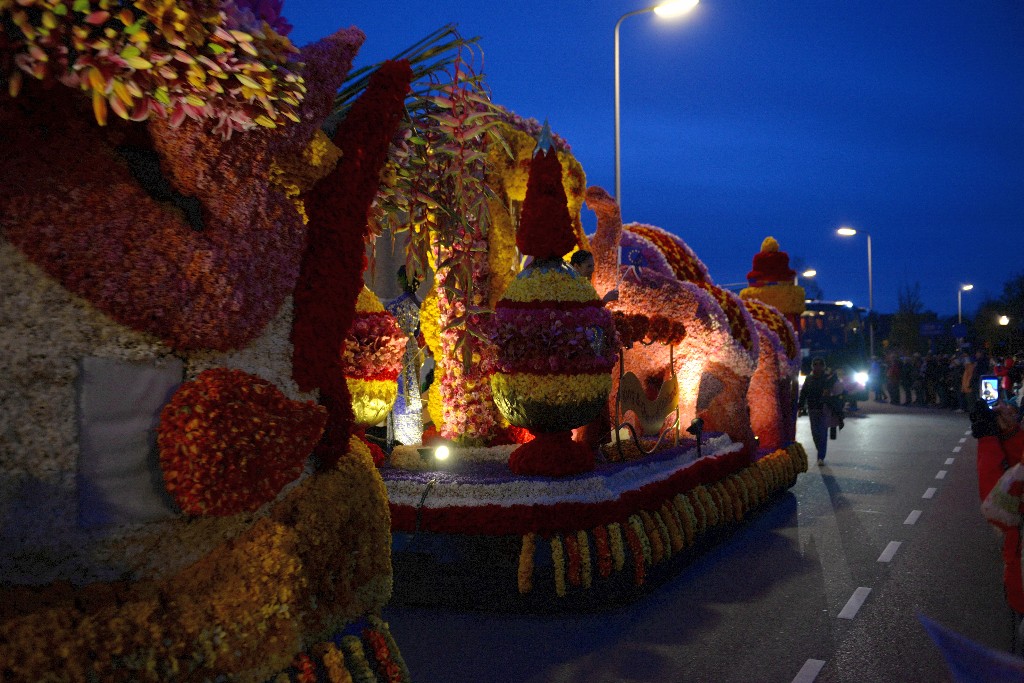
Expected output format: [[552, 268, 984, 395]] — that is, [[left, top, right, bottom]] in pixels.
[[977, 400, 1024, 617]]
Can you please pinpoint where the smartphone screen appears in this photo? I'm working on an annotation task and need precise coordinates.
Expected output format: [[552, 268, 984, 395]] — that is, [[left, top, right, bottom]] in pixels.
[[980, 375, 999, 406]]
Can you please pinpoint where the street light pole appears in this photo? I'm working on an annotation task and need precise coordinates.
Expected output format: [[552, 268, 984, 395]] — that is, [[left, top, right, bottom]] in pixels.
[[614, 0, 698, 209], [837, 227, 874, 359], [958, 284, 973, 325]]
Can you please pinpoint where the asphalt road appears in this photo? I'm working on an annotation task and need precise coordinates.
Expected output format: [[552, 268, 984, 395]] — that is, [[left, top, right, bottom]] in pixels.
[[382, 402, 1011, 682]]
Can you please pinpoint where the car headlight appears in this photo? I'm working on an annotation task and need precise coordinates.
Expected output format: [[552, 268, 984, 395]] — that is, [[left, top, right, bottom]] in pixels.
[[853, 371, 868, 386]]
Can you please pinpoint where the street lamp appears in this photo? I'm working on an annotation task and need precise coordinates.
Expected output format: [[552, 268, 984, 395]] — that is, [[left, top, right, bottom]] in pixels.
[[957, 283, 973, 324], [837, 226, 874, 358], [999, 315, 1010, 326], [614, 0, 698, 209]]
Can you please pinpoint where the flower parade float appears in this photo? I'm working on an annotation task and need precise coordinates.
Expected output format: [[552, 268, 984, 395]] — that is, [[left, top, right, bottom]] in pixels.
[[0, 0, 416, 678], [377, 124, 808, 606]]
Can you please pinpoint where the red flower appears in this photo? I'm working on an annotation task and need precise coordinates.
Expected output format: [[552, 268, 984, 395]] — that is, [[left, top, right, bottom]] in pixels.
[[291, 60, 412, 468], [516, 145, 577, 260], [157, 369, 327, 516]]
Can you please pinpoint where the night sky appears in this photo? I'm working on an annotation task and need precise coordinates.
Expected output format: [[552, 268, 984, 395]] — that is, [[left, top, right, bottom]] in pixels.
[[284, 1, 1024, 317]]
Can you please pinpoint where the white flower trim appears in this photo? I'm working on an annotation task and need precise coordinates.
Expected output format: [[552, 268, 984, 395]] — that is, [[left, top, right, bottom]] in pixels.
[[384, 434, 738, 509]]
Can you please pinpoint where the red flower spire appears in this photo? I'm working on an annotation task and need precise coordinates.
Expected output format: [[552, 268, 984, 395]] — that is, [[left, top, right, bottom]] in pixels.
[[516, 121, 577, 260]]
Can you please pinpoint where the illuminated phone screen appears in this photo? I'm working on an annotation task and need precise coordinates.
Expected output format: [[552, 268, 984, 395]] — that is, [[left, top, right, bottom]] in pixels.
[[980, 376, 999, 406]]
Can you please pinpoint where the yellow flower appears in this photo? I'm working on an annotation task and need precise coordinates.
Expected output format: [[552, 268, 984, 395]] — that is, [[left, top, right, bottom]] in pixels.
[[490, 371, 611, 406], [740, 284, 806, 315], [517, 533, 536, 595], [608, 522, 625, 572], [355, 285, 385, 314], [551, 535, 566, 598], [576, 530, 592, 589], [502, 267, 597, 304]]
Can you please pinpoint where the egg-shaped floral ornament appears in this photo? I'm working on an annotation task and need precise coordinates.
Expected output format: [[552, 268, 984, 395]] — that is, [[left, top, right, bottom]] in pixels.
[[342, 286, 407, 429], [491, 123, 619, 477]]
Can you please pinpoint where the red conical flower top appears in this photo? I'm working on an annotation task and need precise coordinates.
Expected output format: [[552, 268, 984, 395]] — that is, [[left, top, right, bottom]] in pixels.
[[516, 122, 577, 260]]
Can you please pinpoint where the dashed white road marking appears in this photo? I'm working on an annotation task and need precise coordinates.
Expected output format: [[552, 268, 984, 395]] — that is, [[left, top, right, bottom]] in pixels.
[[965, 430, 972, 436], [878, 541, 902, 563], [838, 587, 871, 619], [953, 446, 962, 453], [936, 470, 947, 479], [923, 488, 937, 499], [959, 437, 967, 444], [792, 659, 826, 683], [905, 510, 922, 525], [945, 458, 955, 465]]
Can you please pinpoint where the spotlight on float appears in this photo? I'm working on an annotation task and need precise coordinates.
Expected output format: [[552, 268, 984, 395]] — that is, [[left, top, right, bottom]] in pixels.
[[416, 442, 453, 465]]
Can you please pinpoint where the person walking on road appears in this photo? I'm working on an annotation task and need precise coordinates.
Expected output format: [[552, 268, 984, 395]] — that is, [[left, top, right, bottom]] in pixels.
[[799, 357, 840, 466]]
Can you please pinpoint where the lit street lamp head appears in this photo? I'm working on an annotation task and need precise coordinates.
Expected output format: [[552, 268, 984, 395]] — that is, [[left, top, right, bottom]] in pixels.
[[961, 284, 974, 292], [653, 0, 700, 18], [837, 227, 857, 236]]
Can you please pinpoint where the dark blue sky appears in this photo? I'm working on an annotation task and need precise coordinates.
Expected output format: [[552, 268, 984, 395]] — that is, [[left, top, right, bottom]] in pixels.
[[284, 1, 1024, 317]]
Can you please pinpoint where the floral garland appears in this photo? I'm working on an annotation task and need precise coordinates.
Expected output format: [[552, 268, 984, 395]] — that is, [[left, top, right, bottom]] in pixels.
[[623, 223, 710, 284], [0, 435, 395, 681], [0, 29, 363, 352], [274, 615, 412, 683], [524, 443, 808, 595], [611, 311, 687, 348], [291, 59, 411, 467], [2, 0, 307, 136], [157, 368, 327, 516]]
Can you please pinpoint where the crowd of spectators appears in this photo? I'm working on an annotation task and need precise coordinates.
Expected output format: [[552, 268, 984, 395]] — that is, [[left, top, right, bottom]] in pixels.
[[866, 350, 1024, 411]]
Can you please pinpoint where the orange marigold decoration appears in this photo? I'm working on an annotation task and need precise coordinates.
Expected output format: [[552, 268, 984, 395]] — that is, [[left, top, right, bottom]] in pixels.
[[158, 368, 327, 516]]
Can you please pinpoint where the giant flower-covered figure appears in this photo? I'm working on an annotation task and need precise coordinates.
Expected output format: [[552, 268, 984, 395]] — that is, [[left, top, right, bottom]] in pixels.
[[491, 124, 618, 477]]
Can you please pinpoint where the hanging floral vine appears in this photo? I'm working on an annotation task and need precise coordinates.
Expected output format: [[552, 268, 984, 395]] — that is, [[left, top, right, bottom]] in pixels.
[[338, 30, 506, 445]]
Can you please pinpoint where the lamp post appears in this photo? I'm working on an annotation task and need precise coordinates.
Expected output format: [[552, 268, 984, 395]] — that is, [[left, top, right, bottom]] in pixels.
[[797, 268, 816, 284], [957, 283, 973, 324], [837, 227, 874, 358], [614, 0, 698, 209]]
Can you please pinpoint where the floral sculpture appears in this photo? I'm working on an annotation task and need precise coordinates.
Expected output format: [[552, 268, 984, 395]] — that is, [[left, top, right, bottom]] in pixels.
[[291, 59, 413, 467], [584, 187, 761, 455], [343, 286, 406, 430], [158, 368, 327, 516], [739, 236, 806, 328], [0, 2, 416, 678], [491, 124, 618, 476]]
